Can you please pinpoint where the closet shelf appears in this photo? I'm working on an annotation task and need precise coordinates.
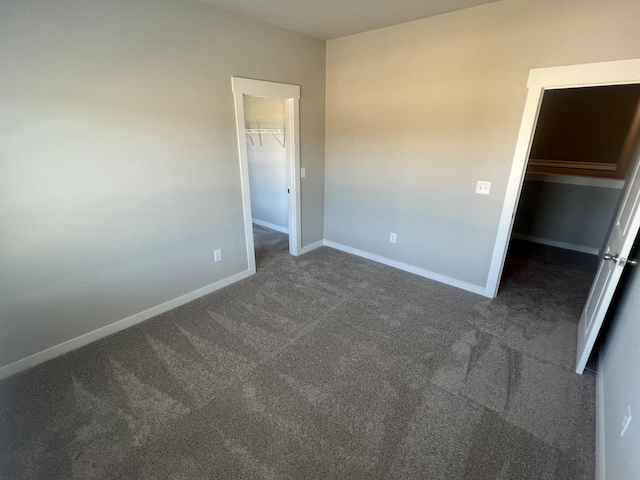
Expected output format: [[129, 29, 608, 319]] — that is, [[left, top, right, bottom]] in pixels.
[[245, 128, 285, 149], [245, 128, 285, 133]]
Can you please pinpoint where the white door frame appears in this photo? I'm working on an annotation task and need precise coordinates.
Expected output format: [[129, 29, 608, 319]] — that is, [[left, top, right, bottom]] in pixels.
[[486, 59, 640, 298], [231, 77, 302, 273]]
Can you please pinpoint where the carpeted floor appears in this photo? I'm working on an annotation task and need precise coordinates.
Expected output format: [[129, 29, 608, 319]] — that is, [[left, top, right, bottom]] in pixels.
[[0, 226, 597, 479]]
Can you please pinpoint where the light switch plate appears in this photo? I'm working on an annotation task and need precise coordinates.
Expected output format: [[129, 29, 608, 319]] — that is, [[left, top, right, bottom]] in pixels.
[[476, 181, 491, 195], [301, 167, 306, 178]]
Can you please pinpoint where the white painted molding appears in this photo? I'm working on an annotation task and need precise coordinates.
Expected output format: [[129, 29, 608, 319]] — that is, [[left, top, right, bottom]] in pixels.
[[596, 370, 606, 480], [486, 59, 640, 299], [299, 239, 324, 255], [231, 77, 300, 99], [528, 59, 640, 90], [511, 233, 600, 255], [526, 173, 625, 189], [0, 269, 254, 381], [252, 218, 289, 234], [323, 240, 490, 297]]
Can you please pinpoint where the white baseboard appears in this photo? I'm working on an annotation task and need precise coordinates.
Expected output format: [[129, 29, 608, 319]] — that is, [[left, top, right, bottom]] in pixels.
[[252, 218, 289, 234], [299, 239, 324, 255], [596, 369, 606, 480], [323, 240, 490, 297], [512, 233, 600, 255], [0, 269, 254, 381]]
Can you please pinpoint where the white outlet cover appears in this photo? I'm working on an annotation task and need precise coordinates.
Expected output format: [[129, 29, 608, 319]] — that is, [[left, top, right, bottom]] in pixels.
[[301, 167, 306, 178], [476, 180, 491, 195]]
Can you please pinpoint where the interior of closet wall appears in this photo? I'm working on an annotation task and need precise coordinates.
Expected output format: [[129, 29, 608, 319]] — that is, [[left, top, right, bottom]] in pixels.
[[244, 96, 289, 233], [512, 177, 623, 254], [512, 85, 640, 255]]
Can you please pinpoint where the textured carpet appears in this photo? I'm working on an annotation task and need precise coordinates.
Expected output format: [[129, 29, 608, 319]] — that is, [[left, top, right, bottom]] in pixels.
[[0, 227, 597, 479]]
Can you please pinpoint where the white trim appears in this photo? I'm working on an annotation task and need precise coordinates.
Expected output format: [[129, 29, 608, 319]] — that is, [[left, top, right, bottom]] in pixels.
[[323, 240, 490, 297], [232, 84, 257, 274], [526, 173, 625, 189], [511, 233, 600, 255], [231, 77, 302, 262], [528, 60, 640, 90], [285, 94, 302, 256], [486, 59, 640, 298], [252, 218, 289, 234], [299, 239, 324, 254], [0, 269, 253, 381], [231, 77, 301, 99], [596, 370, 606, 480]]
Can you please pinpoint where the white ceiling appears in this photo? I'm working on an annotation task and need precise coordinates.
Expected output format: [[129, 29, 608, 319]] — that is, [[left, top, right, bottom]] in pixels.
[[199, 0, 501, 40]]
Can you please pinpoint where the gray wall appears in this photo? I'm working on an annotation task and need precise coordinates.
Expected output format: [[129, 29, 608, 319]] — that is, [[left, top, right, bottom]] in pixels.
[[513, 178, 623, 253], [245, 97, 288, 230], [599, 244, 640, 478], [324, 0, 640, 288], [0, 0, 325, 369]]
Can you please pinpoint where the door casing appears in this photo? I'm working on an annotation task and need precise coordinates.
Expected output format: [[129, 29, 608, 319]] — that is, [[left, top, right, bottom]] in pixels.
[[231, 77, 302, 273]]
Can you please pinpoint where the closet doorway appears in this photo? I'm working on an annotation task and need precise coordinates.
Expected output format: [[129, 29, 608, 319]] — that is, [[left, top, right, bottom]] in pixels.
[[487, 59, 640, 373], [231, 77, 301, 274], [509, 84, 640, 372], [510, 84, 639, 258], [244, 96, 290, 261]]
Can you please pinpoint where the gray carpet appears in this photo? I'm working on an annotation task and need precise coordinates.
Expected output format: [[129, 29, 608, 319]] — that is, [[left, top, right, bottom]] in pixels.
[[0, 226, 596, 479]]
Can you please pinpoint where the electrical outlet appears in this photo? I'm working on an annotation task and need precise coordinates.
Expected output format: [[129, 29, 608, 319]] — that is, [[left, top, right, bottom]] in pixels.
[[621, 406, 632, 437], [390, 232, 397, 243], [214, 249, 222, 262], [476, 180, 492, 195], [301, 167, 306, 178]]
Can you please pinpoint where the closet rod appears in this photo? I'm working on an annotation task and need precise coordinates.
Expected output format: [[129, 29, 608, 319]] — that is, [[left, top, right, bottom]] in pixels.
[[245, 128, 285, 149]]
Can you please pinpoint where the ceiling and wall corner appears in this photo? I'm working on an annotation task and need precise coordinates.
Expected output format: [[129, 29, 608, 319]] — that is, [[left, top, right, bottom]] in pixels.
[[197, 0, 501, 40]]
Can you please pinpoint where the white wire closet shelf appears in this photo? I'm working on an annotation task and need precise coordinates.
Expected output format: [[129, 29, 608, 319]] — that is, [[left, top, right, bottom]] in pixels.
[[245, 128, 285, 149]]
